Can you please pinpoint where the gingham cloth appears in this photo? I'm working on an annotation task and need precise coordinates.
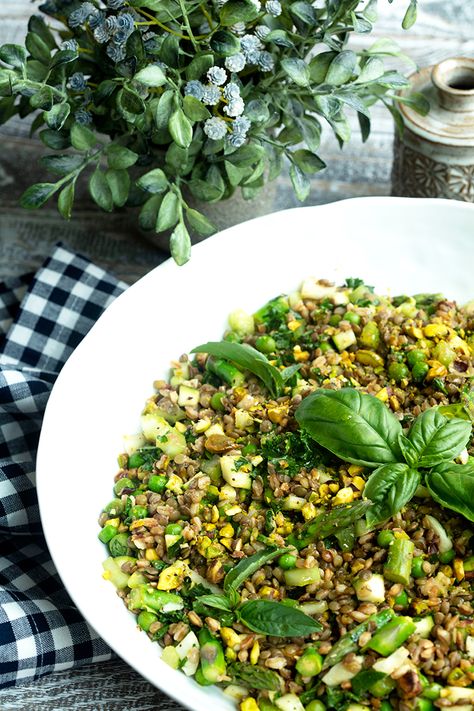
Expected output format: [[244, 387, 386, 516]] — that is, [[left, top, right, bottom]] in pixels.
[[0, 243, 129, 687]]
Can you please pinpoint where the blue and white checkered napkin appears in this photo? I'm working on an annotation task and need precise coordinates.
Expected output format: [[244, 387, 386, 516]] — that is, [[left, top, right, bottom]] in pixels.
[[0, 244, 128, 687]]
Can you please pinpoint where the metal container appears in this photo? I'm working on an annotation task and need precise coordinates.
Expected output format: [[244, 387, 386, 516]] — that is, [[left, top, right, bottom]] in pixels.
[[391, 57, 474, 201]]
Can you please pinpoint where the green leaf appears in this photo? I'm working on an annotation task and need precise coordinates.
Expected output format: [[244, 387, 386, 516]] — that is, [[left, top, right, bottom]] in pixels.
[[28, 15, 57, 51], [356, 56, 385, 84], [169, 108, 193, 148], [195, 594, 232, 612], [0, 96, 16, 125], [106, 144, 139, 170], [70, 122, 96, 151], [186, 53, 214, 81], [94, 79, 117, 105], [325, 51, 357, 86], [49, 49, 78, 69], [154, 89, 174, 130], [191, 341, 283, 397], [367, 38, 402, 57], [156, 190, 179, 231], [265, 30, 295, 49], [238, 600, 323, 637], [396, 91, 430, 116], [364, 463, 420, 526], [289, 163, 310, 201], [281, 58, 310, 87], [137, 168, 168, 194], [210, 31, 241, 57], [402, 0, 417, 30], [185, 208, 216, 237], [160, 34, 179, 68], [89, 168, 113, 212], [226, 143, 265, 166], [117, 86, 145, 115], [0, 44, 27, 70], [406, 410, 471, 468], [220, 0, 259, 26], [224, 547, 283, 594], [170, 221, 191, 265], [40, 154, 83, 176], [228, 662, 282, 691], [351, 11, 372, 33], [29, 85, 54, 110], [426, 462, 474, 523], [20, 182, 57, 209], [45, 102, 70, 130], [25, 33, 51, 65], [134, 64, 166, 87], [308, 51, 336, 83], [245, 99, 269, 124], [292, 149, 326, 175], [40, 128, 70, 150], [377, 71, 410, 88], [289, 1, 316, 25], [295, 388, 403, 468], [57, 181, 74, 219], [188, 178, 223, 202], [280, 363, 302, 383], [106, 168, 130, 207], [139, 194, 163, 230], [225, 160, 244, 187], [183, 95, 210, 122], [397, 434, 420, 467]]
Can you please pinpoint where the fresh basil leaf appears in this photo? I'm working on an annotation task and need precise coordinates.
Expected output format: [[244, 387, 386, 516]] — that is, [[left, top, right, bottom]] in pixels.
[[288, 500, 372, 550], [280, 363, 302, 383], [295, 388, 403, 467], [425, 462, 474, 523], [437, 403, 470, 421], [407, 409, 472, 467], [195, 594, 232, 612], [191, 341, 283, 397], [364, 463, 420, 526], [223, 547, 283, 594], [461, 381, 474, 422], [238, 600, 323, 637], [229, 662, 282, 691], [398, 434, 419, 467]]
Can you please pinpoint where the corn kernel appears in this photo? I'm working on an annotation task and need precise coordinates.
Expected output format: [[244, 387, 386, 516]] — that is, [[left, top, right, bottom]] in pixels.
[[225, 647, 237, 661], [454, 559, 465, 581], [426, 360, 448, 380], [352, 475, 365, 491], [250, 640, 260, 665], [220, 523, 235, 538], [352, 561, 365, 574], [375, 387, 389, 402], [332, 487, 354, 505], [145, 548, 159, 561], [301, 502, 317, 521], [288, 319, 301, 332], [105, 517, 120, 528], [240, 698, 260, 711], [267, 405, 288, 424], [293, 345, 310, 362], [424, 323, 449, 338], [221, 627, 241, 649], [389, 395, 400, 412], [348, 464, 364, 476]]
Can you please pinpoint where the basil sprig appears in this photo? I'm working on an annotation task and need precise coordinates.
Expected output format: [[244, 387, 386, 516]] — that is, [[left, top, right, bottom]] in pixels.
[[296, 388, 474, 525], [191, 341, 299, 397], [237, 599, 323, 636]]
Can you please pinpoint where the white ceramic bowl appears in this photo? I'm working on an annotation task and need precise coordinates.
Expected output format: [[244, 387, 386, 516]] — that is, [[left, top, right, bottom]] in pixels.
[[37, 197, 474, 711]]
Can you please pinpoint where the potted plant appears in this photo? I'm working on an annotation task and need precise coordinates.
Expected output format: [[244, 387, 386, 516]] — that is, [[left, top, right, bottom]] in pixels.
[[0, 0, 424, 264]]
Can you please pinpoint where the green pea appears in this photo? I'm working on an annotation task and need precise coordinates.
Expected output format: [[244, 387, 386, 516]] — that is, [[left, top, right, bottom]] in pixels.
[[412, 361, 429, 383], [379, 702, 394, 711], [131, 505, 148, 520], [108, 532, 130, 557], [377, 529, 395, 548], [438, 549, 455, 564], [422, 682, 442, 700], [138, 610, 158, 632], [128, 452, 145, 469], [210, 391, 226, 412], [104, 498, 123, 515], [255, 335, 276, 354], [242, 442, 258, 456], [114, 477, 134, 496], [278, 553, 297, 570], [148, 474, 167, 494], [224, 331, 239, 343], [329, 314, 341, 326], [388, 362, 409, 382], [394, 589, 409, 607], [98, 524, 118, 544], [165, 523, 183, 536], [318, 341, 333, 353], [305, 701, 326, 711], [411, 556, 426, 578], [343, 311, 361, 325], [407, 349, 427, 367], [416, 699, 435, 711]]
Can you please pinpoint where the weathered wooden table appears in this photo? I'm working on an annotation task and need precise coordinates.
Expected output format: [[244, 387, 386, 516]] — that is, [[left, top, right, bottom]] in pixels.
[[1, 1, 473, 708]]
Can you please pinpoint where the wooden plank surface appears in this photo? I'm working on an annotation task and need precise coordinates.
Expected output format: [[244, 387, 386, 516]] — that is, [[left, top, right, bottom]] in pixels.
[[0, 1, 473, 708]]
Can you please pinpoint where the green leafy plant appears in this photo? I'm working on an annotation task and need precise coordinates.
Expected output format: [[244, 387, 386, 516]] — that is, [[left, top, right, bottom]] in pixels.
[[296, 388, 474, 526], [0, 0, 423, 263]]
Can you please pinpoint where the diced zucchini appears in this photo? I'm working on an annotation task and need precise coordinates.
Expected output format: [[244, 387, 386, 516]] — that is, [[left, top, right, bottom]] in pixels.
[[281, 495, 306, 511], [284, 567, 321, 588], [140, 413, 187, 457], [102, 556, 134, 590], [354, 573, 385, 603], [333, 329, 356, 352], [178, 384, 200, 408], [127, 571, 147, 588], [228, 308, 255, 336], [123, 432, 147, 455], [175, 631, 200, 676], [300, 278, 348, 305], [223, 685, 248, 701], [274, 693, 305, 711], [413, 616, 434, 639], [205, 423, 225, 438], [161, 645, 180, 669], [424, 515, 453, 554], [372, 646, 409, 675], [234, 409, 254, 430], [220, 455, 252, 489], [299, 601, 328, 615], [321, 656, 364, 687], [165, 533, 182, 550]]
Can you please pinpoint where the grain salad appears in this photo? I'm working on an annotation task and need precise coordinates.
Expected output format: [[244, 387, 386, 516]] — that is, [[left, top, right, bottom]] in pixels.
[[98, 277, 474, 711]]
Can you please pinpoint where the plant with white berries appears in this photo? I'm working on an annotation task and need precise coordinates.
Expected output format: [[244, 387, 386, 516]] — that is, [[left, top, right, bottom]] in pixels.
[[0, 0, 422, 263]]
